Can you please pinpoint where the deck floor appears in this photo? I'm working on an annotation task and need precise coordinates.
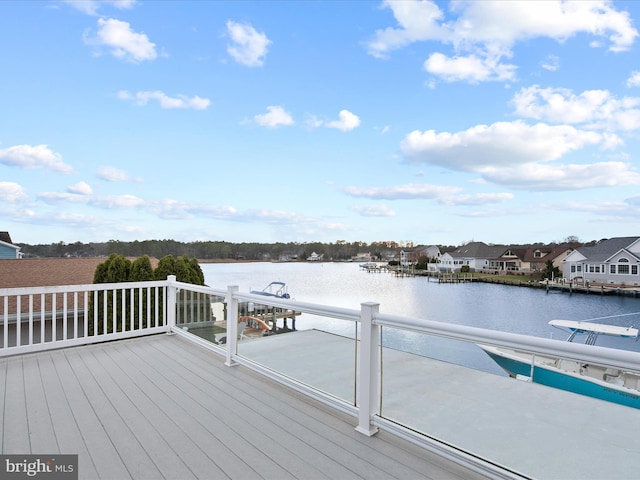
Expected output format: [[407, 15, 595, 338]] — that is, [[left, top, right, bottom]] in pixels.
[[1, 334, 485, 480]]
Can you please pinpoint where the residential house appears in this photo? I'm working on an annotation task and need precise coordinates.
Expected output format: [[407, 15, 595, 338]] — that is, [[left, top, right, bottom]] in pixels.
[[438, 242, 507, 272], [562, 236, 640, 286], [487, 247, 528, 272], [400, 245, 441, 267], [0, 232, 22, 259], [351, 252, 372, 262], [306, 251, 324, 261], [522, 246, 573, 274]]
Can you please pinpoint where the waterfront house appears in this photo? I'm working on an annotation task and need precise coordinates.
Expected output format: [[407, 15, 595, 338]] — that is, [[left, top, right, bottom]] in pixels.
[[522, 246, 572, 274], [0, 232, 22, 259], [562, 236, 640, 286], [488, 247, 527, 272], [401, 245, 441, 267], [306, 251, 323, 261], [351, 252, 373, 262], [438, 242, 507, 272]]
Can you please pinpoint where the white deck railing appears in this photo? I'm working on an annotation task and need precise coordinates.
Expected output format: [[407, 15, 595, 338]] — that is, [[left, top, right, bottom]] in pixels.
[[4, 276, 640, 479]]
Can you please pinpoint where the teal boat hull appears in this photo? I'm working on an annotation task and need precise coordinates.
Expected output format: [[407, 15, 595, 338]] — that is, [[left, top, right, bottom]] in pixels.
[[484, 350, 640, 409]]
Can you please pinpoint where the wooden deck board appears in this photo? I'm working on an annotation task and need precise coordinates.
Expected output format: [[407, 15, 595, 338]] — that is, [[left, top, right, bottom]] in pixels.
[[37, 352, 100, 479], [0, 334, 484, 480], [141, 338, 354, 480], [52, 349, 132, 479], [4, 357, 30, 453], [86, 346, 221, 479], [106, 340, 266, 480], [22, 354, 57, 453]]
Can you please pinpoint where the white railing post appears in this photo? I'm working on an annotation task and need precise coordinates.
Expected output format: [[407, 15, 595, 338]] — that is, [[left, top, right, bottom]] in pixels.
[[166, 275, 177, 333], [356, 301, 380, 436], [225, 285, 239, 366]]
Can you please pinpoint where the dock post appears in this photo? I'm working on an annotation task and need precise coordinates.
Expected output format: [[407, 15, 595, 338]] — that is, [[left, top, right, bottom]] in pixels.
[[356, 302, 380, 437]]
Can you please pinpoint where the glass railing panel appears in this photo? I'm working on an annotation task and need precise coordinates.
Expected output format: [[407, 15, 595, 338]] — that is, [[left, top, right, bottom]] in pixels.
[[175, 290, 226, 345], [378, 324, 640, 479], [235, 299, 358, 406]]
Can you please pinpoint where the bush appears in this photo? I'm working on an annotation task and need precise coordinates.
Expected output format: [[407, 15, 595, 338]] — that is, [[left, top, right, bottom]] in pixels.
[[90, 254, 204, 334]]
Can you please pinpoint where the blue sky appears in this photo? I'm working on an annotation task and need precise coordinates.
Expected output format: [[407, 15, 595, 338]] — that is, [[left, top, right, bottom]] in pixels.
[[2, 1, 640, 246]]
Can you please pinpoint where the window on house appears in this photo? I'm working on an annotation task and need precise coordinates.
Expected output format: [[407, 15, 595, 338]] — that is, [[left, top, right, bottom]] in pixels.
[[577, 265, 582, 272], [611, 265, 616, 274], [571, 265, 576, 273], [618, 258, 630, 275], [633, 265, 638, 275], [534, 251, 542, 258], [595, 266, 600, 273]]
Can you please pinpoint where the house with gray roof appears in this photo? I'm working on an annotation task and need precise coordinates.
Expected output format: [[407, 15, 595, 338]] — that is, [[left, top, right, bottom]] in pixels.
[[562, 236, 640, 286], [438, 242, 507, 272], [0, 231, 22, 259], [438, 242, 573, 274]]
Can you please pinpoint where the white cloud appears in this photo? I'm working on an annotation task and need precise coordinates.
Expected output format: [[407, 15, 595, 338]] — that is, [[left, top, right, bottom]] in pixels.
[[423, 52, 517, 83], [305, 115, 324, 129], [67, 181, 93, 195], [400, 120, 633, 191], [226, 20, 271, 67], [367, 1, 638, 83], [401, 120, 619, 171], [64, 0, 136, 16], [511, 85, 640, 131], [540, 54, 560, 72], [352, 204, 396, 217], [39, 191, 146, 209], [627, 71, 640, 87], [254, 106, 294, 128], [364, 0, 446, 59], [85, 18, 157, 63], [97, 166, 142, 182], [117, 90, 211, 110], [326, 110, 361, 131], [308, 110, 361, 131], [482, 161, 640, 190], [0, 144, 73, 174], [439, 193, 514, 206], [344, 183, 462, 200], [0, 182, 28, 203]]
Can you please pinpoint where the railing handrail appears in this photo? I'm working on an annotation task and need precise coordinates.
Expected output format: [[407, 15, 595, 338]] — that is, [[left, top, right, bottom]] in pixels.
[[376, 312, 640, 372], [5, 279, 640, 372], [0, 279, 169, 296]]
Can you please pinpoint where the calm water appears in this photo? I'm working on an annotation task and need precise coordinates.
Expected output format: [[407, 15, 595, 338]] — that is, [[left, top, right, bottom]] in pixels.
[[202, 262, 640, 371]]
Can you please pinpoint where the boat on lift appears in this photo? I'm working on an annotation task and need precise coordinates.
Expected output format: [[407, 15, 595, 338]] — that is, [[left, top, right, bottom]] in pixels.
[[250, 281, 290, 299], [479, 319, 640, 409]]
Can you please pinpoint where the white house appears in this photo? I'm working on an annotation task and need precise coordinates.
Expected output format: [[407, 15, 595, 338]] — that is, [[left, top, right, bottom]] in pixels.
[[562, 236, 640, 286], [307, 252, 324, 261], [438, 242, 506, 273]]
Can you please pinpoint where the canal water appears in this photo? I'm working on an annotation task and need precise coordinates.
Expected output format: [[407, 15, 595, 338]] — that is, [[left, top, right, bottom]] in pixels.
[[202, 261, 640, 372]]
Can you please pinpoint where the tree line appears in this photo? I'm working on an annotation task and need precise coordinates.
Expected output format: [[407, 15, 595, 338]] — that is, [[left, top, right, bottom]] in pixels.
[[19, 239, 443, 261], [18, 236, 594, 262]]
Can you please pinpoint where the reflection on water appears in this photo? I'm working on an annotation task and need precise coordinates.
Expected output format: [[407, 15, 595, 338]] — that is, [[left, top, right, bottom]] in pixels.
[[202, 262, 640, 371]]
